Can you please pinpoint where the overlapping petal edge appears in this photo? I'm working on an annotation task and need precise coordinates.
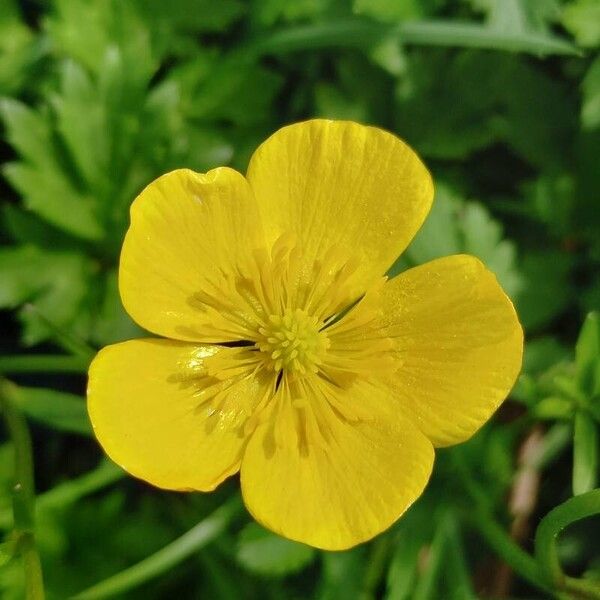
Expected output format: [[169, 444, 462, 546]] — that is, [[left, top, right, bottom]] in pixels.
[[87, 119, 523, 550]]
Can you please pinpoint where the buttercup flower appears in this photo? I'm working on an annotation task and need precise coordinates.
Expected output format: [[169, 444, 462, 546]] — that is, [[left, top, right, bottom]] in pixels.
[[87, 120, 523, 550]]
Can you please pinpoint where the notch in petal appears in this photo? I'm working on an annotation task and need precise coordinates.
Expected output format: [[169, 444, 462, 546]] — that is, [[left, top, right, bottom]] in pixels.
[[120, 168, 265, 343]]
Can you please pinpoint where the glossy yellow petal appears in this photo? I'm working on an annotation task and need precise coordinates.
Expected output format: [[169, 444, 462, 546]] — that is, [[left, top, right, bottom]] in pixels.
[[246, 119, 433, 295], [240, 377, 434, 550], [120, 168, 265, 342], [87, 339, 273, 491], [378, 255, 523, 447]]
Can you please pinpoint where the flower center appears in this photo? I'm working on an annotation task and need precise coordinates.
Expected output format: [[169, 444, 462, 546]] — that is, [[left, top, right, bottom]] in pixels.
[[256, 308, 329, 374]]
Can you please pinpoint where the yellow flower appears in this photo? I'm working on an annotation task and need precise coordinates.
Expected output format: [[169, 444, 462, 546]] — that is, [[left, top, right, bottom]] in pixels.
[[87, 119, 523, 550]]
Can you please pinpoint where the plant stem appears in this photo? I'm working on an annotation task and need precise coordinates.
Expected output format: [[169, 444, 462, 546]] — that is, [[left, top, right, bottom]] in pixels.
[[535, 489, 600, 599], [361, 533, 394, 600], [0, 355, 90, 374], [72, 495, 244, 599], [564, 577, 600, 600], [452, 452, 550, 593], [412, 513, 451, 600], [0, 380, 45, 600], [470, 509, 549, 592]]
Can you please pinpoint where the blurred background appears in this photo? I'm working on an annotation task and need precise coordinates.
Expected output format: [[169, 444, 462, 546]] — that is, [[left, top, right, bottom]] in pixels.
[[0, 0, 599, 598]]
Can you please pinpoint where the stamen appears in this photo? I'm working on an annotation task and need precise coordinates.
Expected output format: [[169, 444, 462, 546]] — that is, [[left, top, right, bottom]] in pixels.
[[187, 233, 396, 387], [256, 308, 330, 375]]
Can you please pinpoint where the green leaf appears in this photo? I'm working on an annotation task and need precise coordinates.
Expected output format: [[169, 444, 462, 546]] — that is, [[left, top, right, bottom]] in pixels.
[[516, 251, 573, 331], [523, 337, 570, 376], [582, 57, 600, 130], [353, 0, 427, 21], [391, 0, 576, 55], [441, 518, 478, 600], [385, 519, 429, 600], [255, 17, 579, 57], [394, 51, 575, 167], [8, 385, 91, 436], [315, 82, 370, 121], [460, 203, 523, 296], [89, 269, 142, 345], [0, 246, 92, 346], [412, 511, 477, 600], [250, 0, 329, 27], [576, 312, 600, 398], [573, 411, 598, 495], [523, 174, 575, 237], [561, 0, 600, 47], [0, 98, 104, 241], [470, 0, 561, 30], [534, 397, 574, 420], [52, 60, 111, 192], [182, 54, 283, 126], [396, 19, 578, 56], [398, 185, 463, 264], [3, 162, 103, 242], [1, 204, 79, 250], [393, 183, 522, 298], [318, 547, 366, 600], [0, 0, 40, 95], [46, 0, 156, 80], [236, 523, 315, 577], [137, 0, 245, 32]]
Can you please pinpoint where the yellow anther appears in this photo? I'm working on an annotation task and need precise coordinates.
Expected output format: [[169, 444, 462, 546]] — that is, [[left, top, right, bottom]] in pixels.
[[256, 308, 329, 375]]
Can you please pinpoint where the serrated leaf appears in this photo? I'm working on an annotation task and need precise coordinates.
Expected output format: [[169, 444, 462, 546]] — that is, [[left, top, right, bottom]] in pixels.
[[3, 162, 103, 241], [236, 523, 315, 577], [0, 1, 40, 95], [8, 385, 91, 436], [184, 56, 283, 126], [393, 183, 522, 298], [516, 251, 573, 331], [573, 411, 598, 495], [0, 97, 55, 165], [1, 204, 78, 250], [52, 60, 111, 191], [561, 0, 600, 47], [460, 202, 522, 296], [0, 246, 92, 346], [46, 0, 155, 80], [534, 397, 574, 420], [0, 98, 104, 241], [394, 51, 574, 167]]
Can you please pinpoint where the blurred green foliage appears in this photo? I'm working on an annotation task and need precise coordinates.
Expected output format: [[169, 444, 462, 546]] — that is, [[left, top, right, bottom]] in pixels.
[[0, 0, 599, 598]]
